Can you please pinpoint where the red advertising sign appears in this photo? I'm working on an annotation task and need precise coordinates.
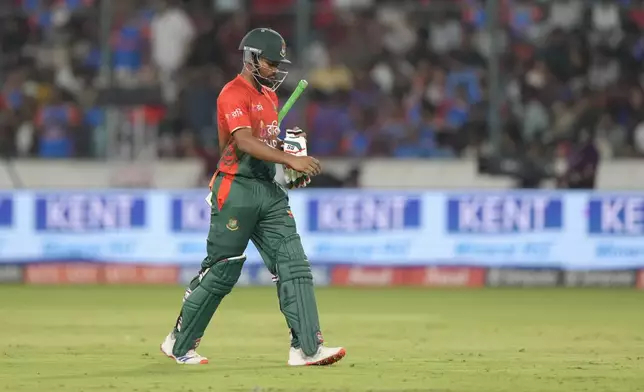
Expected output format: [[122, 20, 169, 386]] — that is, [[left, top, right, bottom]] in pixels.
[[423, 266, 486, 287], [331, 266, 486, 287], [103, 264, 179, 284], [332, 266, 400, 286], [25, 263, 101, 284], [25, 263, 179, 285]]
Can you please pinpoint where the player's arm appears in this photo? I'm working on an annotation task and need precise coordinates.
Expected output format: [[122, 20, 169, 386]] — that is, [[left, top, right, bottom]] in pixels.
[[233, 129, 320, 176], [219, 94, 320, 175], [233, 127, 292, 165]]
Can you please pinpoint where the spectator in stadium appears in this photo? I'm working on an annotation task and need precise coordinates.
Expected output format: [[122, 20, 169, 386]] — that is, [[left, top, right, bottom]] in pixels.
[[558, 129, 600, 189], [0, 0, 643, 169], [150, 0, 196, 103], [35, 86, 82, 158]]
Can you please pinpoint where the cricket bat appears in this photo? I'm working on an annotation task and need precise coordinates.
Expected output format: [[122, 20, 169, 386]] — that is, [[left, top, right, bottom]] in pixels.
[[205, 80, 309, 206], [278, 79, 308, 125]]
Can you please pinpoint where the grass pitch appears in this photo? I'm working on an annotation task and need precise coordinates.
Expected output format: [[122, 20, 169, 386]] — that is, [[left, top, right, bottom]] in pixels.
[[0, 286, 643, 392]]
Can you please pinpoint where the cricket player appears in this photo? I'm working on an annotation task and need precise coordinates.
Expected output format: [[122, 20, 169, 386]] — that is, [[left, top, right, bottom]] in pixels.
[[160, 28, 346, 366]]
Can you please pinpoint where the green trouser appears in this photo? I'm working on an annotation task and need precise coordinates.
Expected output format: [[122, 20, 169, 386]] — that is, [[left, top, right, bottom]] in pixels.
[[172, 173, 323, 357]]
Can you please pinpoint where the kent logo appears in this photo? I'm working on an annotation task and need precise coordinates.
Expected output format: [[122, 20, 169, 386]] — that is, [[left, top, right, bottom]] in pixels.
[[587, 197, 644, 235], [308, 194, 421, 233], [0, 194, 13, 227], [35, 193, 146, 232], [447, 195, 563, 234], [171, 195, 210, 232]]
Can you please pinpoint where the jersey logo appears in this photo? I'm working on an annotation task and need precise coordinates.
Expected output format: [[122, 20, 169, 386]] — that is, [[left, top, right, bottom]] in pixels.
[[258, 120, 281, 149], [259, 120, 281, 138], [226, 218, 239, 231], [227, 108, 244, 119], [252, 103, 264, 112]]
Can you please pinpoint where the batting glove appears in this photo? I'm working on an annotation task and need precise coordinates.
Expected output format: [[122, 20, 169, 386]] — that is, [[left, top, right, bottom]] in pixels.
[[282, 127, 311, 189]]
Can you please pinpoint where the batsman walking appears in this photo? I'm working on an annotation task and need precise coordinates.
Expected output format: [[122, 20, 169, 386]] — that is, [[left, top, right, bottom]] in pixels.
[[160, 27, 346, 366]]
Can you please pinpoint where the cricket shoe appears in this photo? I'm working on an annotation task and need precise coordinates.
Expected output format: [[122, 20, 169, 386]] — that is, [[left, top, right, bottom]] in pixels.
[[160, 332, 209, 365], [287, 346, 346, 366]]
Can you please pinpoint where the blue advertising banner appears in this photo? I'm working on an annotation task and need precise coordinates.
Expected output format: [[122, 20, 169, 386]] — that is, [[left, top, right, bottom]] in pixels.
[[35, 193, 146, 232], [0, 190, 642, 269], [307, 193, 422, 232], [0, 194, 13, 228]]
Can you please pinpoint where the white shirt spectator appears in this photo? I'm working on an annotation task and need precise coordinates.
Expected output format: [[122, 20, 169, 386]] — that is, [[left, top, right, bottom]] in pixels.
[[473, 29, 508, 59], [377, 7, 416, 55], [522, 99, 550, 142], [151, 7, 195, 73], [151, 6, 195, 102], [588, 58, 620, 90], [429, 19, 461, 54], [304, 41, 330, 70], [549, 0, 582, 31], [592, 2, 620, 32], [370, 62, 394, 93]]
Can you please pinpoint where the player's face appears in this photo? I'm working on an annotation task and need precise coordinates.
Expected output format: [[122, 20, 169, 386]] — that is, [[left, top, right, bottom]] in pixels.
[[253, 56, 288, 91], [257, 57, 280, 80]]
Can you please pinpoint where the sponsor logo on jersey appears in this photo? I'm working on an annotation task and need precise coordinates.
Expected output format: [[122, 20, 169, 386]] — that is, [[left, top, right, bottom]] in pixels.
[[227, 108, 244, 119], [259, 120, 281, 148]]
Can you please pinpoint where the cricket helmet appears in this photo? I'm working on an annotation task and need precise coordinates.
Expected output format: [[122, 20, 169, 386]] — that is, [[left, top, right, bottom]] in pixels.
[[239, 28, 290, 90]]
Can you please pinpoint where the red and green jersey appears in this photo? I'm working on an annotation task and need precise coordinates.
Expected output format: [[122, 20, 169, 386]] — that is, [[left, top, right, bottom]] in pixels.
[[215, 75, 281, 182]]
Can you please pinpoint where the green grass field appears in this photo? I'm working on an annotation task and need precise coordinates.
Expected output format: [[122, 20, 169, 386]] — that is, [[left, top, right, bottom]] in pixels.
[[0, 286, 643, 392]]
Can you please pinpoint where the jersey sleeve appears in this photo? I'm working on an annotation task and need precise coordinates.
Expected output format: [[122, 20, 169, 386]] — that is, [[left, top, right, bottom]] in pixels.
[[218, 90, 251, 134]]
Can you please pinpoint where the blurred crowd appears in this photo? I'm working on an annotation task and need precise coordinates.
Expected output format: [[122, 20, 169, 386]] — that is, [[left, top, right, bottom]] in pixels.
[[0, 0, 643, 163]]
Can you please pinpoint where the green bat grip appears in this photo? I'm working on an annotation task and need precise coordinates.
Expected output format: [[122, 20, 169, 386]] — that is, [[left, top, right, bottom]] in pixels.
[[278, 79, 308, 125]]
